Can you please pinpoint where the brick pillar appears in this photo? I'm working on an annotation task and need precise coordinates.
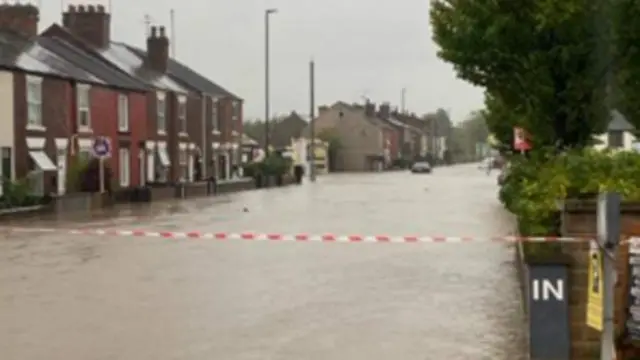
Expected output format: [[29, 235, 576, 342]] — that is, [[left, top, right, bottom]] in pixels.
[[562, 200, 640, 359]]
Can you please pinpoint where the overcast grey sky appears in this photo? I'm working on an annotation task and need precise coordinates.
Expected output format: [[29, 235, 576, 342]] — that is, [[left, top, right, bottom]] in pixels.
[[40, 0, 483, 122]]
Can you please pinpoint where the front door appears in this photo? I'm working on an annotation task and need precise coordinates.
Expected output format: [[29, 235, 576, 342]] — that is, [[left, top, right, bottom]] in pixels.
[[139, 148, 145, 186], [56, 149, 66, 195], [217, 154, 226, 180], [1, 147, 11, 195]]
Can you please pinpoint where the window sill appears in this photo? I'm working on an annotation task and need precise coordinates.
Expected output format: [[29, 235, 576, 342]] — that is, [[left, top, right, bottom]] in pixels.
[[78, 127, 93, 134], [26, 124, 46, 132], [212, 130, 221, 135], [157, 130, 167, 136], [118, 127, 130, 133], [179, 132, 189, 138]]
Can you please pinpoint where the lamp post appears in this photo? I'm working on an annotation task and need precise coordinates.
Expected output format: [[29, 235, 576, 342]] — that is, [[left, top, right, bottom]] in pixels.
[[264, 8, 277, 155]]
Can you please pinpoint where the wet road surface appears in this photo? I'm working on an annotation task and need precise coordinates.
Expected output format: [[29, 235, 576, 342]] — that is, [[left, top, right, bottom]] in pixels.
[[0, 165, 526, 360]]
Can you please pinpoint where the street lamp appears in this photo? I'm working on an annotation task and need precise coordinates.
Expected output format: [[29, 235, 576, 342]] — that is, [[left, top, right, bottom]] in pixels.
[[264, 8, 277, 155]]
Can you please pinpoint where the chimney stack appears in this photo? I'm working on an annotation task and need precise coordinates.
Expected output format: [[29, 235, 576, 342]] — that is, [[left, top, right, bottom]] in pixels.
[[364, 102, 376, 117], [146, 25, 169, 73], [0, 3, 39, 38], [379, 103, 390, 119], [62, 4, 111, 48]]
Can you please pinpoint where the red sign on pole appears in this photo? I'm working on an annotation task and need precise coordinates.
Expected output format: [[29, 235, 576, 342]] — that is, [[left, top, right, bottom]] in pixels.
[[513, 127, 531, 151]]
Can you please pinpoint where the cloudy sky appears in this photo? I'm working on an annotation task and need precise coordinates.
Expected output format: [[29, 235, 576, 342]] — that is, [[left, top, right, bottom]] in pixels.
[[37, 0, 484, 122]]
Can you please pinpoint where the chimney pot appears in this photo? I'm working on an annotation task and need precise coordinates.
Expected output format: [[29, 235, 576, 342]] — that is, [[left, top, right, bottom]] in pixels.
[[97, 5, 105, 13], [0, 3, 39, 38], [364, 102, 376, 117], [62, 3, 111, 48], [147, 24, 169, 73], [379, 103, 390, 119]]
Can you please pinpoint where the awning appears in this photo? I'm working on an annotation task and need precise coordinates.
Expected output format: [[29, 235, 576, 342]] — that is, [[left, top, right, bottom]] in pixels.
[[157, 147, 171, 167], [29, 151, 57, 171]]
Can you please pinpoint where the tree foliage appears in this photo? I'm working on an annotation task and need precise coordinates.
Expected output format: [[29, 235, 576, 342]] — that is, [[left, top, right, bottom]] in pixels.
[[430, 0, 625, 149], [614, 0, 640, 129], [449, 111, 490, 160]]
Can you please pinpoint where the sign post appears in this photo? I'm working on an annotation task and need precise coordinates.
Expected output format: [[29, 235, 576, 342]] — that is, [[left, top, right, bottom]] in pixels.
[[527, 262, 571, 359], [513, 127, 531, 153], [594, 192, 621, 360], [92, 137, 111, 193]]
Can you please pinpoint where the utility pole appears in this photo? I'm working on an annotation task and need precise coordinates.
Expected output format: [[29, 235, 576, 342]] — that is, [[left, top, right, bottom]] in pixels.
[[597, 193, 620, 360], [309, 60, 316, 182], [401, 88, 406, 113], [264, 9, 277, 155], [170, 9, 176, 58]]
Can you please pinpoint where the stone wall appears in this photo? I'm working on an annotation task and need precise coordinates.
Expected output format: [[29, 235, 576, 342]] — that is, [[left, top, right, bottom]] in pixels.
[[561, 200, 640, 359], [184, 182, 209, 198], [217, 178, 255, 194]]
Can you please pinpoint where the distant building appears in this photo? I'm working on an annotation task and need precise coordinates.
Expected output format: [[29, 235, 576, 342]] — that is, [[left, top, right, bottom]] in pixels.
[[593, 110, 636, 151], [308, 101, 396, 172]]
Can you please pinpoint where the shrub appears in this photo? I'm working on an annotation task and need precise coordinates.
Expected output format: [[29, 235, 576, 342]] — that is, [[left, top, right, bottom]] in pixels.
[[500, 148, 640, 257]]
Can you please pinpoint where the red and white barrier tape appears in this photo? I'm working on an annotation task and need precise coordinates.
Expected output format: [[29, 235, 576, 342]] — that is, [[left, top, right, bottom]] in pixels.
[[1, 227, 589, 243]]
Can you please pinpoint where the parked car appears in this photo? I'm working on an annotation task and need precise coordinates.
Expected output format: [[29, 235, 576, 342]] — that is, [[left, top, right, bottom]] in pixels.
[[411, 161, 432, 174]]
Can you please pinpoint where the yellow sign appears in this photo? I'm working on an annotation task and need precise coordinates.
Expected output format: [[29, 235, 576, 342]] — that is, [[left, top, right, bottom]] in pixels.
[[586, 240, 603, 331]]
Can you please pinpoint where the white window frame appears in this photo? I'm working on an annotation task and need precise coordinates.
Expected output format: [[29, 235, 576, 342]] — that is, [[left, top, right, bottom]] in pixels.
[[26, 76, 43, 130], [178, 96, 187, 134], [118, 94, 129, 132], [211, 97, 220, 134], [179, 148, 187, 165], [77, 84, 91, 131], [27, 155, 44, 196], [119, 147, 130, 187], [232, 100, 240, 121], [139, 148, 146, 186], [157, 92, 166, 135]]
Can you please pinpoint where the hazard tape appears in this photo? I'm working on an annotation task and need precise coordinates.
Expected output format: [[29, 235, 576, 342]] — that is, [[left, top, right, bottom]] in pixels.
[[1, 227, 588, 243]]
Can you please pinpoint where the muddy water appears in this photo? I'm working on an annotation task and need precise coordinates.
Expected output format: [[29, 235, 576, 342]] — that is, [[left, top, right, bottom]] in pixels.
[[0, 165, 526, 359]]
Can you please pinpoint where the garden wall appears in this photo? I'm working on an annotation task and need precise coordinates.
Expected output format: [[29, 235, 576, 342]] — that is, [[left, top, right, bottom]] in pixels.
[[547, 200, 640, 359]]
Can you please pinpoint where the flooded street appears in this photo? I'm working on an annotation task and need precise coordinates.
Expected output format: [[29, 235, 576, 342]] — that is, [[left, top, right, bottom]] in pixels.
[[0, 165, 526, 360]]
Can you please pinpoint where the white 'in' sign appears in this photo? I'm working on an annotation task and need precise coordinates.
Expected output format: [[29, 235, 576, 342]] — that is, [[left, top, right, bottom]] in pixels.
[[532, 279, 564, 301]]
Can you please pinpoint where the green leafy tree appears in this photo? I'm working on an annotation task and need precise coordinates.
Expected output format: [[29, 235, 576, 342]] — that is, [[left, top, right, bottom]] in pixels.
[[614, 0, 640, 129], [449, 110, 490, 160], [430, 0, 611, 149]]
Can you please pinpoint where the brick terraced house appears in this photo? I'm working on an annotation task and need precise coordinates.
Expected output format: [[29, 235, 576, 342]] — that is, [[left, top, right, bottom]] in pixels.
[[43, 3, 242, 183], [0, 2, 245, 199], [0, 3, 148, 196]]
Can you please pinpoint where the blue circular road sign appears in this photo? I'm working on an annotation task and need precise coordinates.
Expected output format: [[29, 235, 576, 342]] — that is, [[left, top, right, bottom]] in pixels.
[[93, 137, 111, 157]]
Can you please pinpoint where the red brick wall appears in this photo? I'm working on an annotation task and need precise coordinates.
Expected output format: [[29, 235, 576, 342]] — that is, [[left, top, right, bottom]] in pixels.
[[562, 201, 640, 359], [128, 92, 148, 186], [90, 86, 117, 177], [14, 73, 72, 194]]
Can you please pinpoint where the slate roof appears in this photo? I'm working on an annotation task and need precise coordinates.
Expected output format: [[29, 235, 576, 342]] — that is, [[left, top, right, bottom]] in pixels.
[[37, 36, 147, 92], [41, 24, 189, 94], [0, 29, 104, 84], [608, 109, 635, 131], [125, 45, 240, 100], [101, 42, 188, 93]]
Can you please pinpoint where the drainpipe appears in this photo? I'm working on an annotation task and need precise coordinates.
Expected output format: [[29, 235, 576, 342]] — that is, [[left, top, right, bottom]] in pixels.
[[201, 92, 207, 179]]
